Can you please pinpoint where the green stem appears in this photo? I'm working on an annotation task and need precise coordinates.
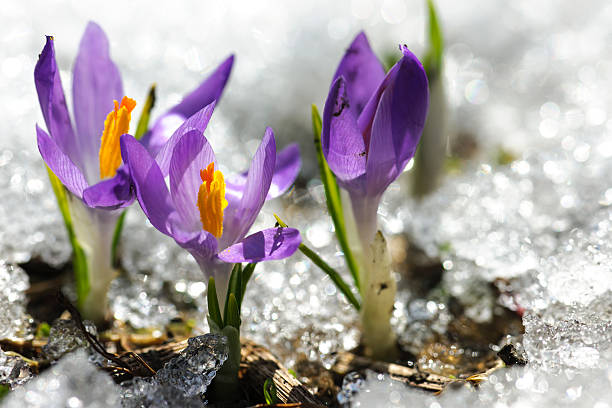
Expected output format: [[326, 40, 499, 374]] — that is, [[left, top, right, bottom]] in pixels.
[[423, 0, 444, 80], [111, 211, 127, 267], [134, 84, 156, 140], [46, 167, 90, 310], [275, 214, 360, 310], [207, 318, 241, 402], [298, 244, 361, 310]]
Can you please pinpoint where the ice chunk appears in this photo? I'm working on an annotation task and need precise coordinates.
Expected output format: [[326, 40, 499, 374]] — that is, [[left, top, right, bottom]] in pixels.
[[0, 262, 31, 340], [0, 346, 31, 388], [156, 334, 228, 397], [337, 371, 366, 407], [42, 318, 97, 361], [120, 377, 205, 408], [121, 334, 228, 407], [1, 349, 120, 407]]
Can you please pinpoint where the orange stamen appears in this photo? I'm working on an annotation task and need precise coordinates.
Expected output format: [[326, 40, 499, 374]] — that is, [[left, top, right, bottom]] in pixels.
[[196, 162, 228, 238], [99, 96, 136, 179]]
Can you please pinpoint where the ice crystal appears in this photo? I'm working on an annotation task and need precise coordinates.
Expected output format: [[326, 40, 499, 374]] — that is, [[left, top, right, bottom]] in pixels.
[[1, 350, 120, 407], [0, 262, 31, 340], [120, 334, 228, 407], [42, 318, 97, 361]]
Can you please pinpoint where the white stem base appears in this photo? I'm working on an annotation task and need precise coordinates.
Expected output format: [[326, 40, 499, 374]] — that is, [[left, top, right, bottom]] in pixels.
[[359, 231, 398, 360], [67, 195, 119, 323]]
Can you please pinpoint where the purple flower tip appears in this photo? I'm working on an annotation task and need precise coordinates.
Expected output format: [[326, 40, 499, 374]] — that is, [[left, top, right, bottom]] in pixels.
[[323, 32, 430, 198]]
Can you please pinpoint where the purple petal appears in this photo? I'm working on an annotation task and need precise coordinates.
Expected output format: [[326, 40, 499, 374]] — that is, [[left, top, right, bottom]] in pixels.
[[170, 55, 234, 118], [356, 51, 406, 141], [175, 229, 219, 271], [365, 46, 429, 196], [120, 134, 177, 236], [36, 125, 88, 197], [333, 32, 385, 117], [267, 143, 301, 198], [72, 22, 124, 182], [155, 102, 216, 176], [123, 132, 218, 271], [142, 55, 233, 156], [140, 113, 184, 158], [225, 143, 301, 205], [221, 127, 276, 248], [389, 46, 430, 169], [34, 36, 80, 169], [82, 166, 134, 210], [169, 129, 216, 231], [217, 227, 301, 263], [321, 77, 366, 190]]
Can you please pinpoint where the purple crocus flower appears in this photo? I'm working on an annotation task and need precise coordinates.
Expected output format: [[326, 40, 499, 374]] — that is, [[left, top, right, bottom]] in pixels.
[[120, 104, 302, 303], [322, 32, 429, 246], [35, 22, 234, 210], [34, 21, 234, 321]]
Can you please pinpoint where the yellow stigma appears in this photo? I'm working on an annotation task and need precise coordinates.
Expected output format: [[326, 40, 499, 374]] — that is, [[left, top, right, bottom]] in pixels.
[[99, 96, 136, 179], [197, 162, 228, 238]]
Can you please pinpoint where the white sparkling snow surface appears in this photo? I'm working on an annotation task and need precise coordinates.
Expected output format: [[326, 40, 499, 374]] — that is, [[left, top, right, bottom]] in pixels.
[[1, 350, 121, 407]]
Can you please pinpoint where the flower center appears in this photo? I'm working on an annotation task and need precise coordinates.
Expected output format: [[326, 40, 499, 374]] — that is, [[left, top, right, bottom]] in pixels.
[[197, 162, 228, 238], [99, 96, 136, 179]]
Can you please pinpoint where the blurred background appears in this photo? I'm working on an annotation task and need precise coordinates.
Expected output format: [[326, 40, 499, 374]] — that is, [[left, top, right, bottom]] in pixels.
[[4, 0, 611, 178]]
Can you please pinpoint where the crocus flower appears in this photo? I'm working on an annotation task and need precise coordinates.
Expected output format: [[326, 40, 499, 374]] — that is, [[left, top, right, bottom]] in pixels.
[[120, 103, 302, 304], [322, 32, 429, 247], [34, 22, 234, 321], [319, 32, 429, 360]]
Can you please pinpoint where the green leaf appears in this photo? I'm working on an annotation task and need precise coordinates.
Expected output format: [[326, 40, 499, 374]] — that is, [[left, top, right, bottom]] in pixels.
[[111, 211, 127, 267], [207, 315, 221, 333], [423, 0, 444, 80], [225, 294, 241, 330], [46, 167, 71, 230], [311, 105, 361, 291], [273, 214, 289, 228], [207, 277, 224, 329], [35, 322, 50, 338], [134, 84, 156, 140], [239, 262, 257, 306], [209, 323, 241, 399], [224, 264, 242, 323], [298, 243, 361, 311], [263, 378, 278, 405], [72, 243, 89, 310], [274, 214, 360, 310], [46, 167, 90, 308], [0, 384, 9, 400]]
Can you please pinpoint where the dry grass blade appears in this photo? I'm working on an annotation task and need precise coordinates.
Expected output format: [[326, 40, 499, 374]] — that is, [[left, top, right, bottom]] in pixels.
[[331, 351, 454, 392]]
